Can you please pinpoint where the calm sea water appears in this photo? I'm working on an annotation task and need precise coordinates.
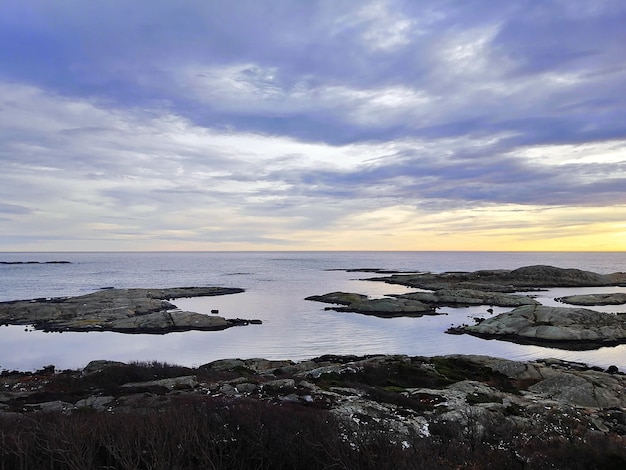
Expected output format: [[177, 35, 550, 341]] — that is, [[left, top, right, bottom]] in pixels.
[[1, 251, 626, 371]]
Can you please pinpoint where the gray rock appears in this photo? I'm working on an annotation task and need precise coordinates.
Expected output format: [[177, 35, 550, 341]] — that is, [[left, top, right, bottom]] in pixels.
[[121, 376, 198, 391], [305, 291, 436, 317], [108, 311, 230, 332], [0, 287, 257, 334], [264, 378, 296, 390], [461, 305, 626, 349], [235, 383, 258, 394], [218, 384, 237, 396], [82, 360, 127, 375], [397, 289, 539, 307], [75, 395, 115, 410], [528, 373, 624, 408], [557, 293, 626, 306], [371, 265, 626, 291], [28, 401, 76, 413], [199, 358, 294, 374], [201, 359, 247, 371]]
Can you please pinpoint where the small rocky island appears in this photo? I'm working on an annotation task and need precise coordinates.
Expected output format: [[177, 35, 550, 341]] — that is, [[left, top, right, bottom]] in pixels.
[[456, 305, 626, 350], [368, 264, 626, 291], [0, 287, 260, 333], [309, 265, 626, 350]]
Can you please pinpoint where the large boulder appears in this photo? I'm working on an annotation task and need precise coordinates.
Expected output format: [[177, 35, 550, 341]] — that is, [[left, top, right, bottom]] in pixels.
[[451, 355, 626, 408], [460, 305, 626, 349]]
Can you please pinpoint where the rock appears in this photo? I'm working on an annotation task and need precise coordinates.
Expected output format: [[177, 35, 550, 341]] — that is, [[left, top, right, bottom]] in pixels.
[[201, 359, 247, 371], [235, 383, 258, 394], [0, 287, 258, 334], [82, 360, 127, 375], [200, 358, 294, 374], [557, 293, 626, 306], [121, 376, 198, 391], [264, 378, 295, 390], [4, 353, 626, 451], [108, 311, 230, 333], [305, 292, 368, 305], [75, 396, 115, 410], [28, 401, 76, 413], [527, 374, 612, 408], [458, 305, 626, 349], [396, 289, 539, 307], [305, 292, 437, 317], [371, 265, 626, 292]]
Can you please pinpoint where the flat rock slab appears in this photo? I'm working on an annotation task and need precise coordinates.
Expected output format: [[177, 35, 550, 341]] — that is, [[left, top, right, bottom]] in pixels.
[[394, 289, 539, 307], [0, 287, 259, 334], [557, 293, 626, 306], [305, 291, 437, 317], [455, 305, 626, 350], [370, 265, 626, 292]]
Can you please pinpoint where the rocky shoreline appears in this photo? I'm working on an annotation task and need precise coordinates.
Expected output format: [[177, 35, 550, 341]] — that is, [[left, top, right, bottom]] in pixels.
[[0, 287, 261, 333], [1, 354, 625, 467]]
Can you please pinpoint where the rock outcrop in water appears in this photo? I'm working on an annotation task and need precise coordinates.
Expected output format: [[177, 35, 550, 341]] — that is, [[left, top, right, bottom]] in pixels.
[[370, 265, 626, 292], [452, 305, 626, 349], [305, 292, 437, 317], [0, 287, 260, 333], [557, 292, 626, 306], [393, 289, 539, 307], [318, 265, 626, 350], [306, 289, 538, 316]]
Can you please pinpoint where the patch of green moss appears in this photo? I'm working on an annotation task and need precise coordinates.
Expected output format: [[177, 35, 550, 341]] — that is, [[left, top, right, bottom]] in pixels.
[[431, 357, 518, 393]]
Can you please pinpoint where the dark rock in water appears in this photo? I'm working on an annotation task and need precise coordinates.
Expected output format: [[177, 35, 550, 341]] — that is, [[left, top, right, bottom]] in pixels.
[[370, 265, 626, 292], [1, 260, 72, 265], [0, 287, 259, 334], [393, 289, 539, 307], [306, 291, 437, 317], [305, 287, 538, 317]]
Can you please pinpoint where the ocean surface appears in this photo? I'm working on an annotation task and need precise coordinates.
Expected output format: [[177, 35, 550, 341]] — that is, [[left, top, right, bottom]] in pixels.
[[1, 251, 626, 372]]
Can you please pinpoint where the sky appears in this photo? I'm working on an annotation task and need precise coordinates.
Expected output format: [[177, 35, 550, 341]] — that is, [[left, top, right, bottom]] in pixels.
[[1, 0, 625, 252]]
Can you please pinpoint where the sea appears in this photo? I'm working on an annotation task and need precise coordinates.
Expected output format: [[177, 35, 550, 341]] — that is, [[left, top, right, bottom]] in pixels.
[[1, 251, 626, 372]]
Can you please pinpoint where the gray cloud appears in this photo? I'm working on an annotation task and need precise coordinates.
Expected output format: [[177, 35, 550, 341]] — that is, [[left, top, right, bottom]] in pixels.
[[1, 0, 625, 249]]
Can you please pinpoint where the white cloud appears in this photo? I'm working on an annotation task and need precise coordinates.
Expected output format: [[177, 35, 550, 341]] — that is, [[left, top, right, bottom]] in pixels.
[[513, 141, 626, 166]]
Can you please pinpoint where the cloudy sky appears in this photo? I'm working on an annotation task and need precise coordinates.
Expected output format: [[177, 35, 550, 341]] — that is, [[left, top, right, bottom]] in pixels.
[[1, 0, 625, 251]]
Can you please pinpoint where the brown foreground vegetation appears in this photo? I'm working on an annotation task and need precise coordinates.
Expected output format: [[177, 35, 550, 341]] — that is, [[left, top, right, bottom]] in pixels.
[[1, 358, 626, 469]]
